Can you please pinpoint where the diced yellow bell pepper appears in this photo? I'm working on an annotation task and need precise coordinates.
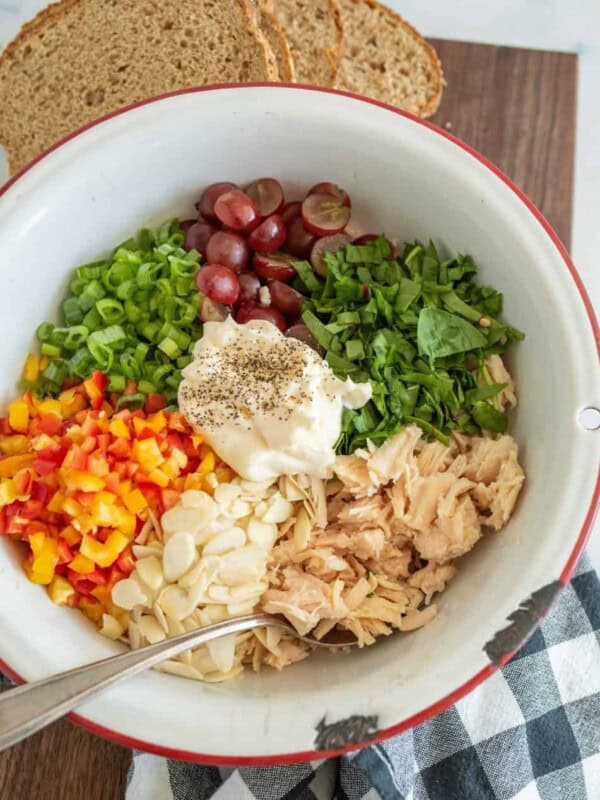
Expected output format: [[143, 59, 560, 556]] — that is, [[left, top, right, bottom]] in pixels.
[[62, 496, 83, 518], [63, 470, 105, 493], [147, 468, 169, 488], [122, 488, 148, 515], [109, 418, 131, 439], [36, 399, 62, 417], [197, 451, 215, 474], [22, 353, 40, 384], [0, 479, 18, 507], [80, 530, 129, 568], [0, 435, 29, 455], [161, 456, 181, 480], [171, 448, 188, 470], [31, 433, 57, 452], [79, 596, 104, 623], [91, 491, 118, 526], [132, 438, 164, 472], [8, 399, 30, 433], [26, 532, 59, 585], [59, 388, 87, 418], [0, 453, 35, 478], [91, 585, 110, 605], [47, 575, 76, 606], [111, 506, 136, 536], [61, 525, 82, 546], [39, 355, 49, 372], [47, 491, 65, 513], [69, 553, 95, 574], [146, 411, 167, 433], [74, 514, 96, 535], [191, 433, 204, 448]]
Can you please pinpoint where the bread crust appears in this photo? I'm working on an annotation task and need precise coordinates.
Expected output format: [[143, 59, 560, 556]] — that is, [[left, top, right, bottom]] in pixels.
[[336, 0, 443, 117]]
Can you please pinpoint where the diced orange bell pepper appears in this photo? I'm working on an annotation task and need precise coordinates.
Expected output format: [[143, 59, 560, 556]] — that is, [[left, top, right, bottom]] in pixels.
[[63, 470, 105, 493], [132, 438, 164, 472], [191, 433, 204, 448], [69, 553, 96, 575], [36, 398, 62, 417], [22, 353, 40, 384], [61, 525, 82, 546], [0, 453, 35, 478], [25, 532, 59, 585], [122, 488, 147, 515], [80, 530, 129, 568], [8, 399, 30, 433], [215, 466, 236, 483], [47, 575, 76, 606]]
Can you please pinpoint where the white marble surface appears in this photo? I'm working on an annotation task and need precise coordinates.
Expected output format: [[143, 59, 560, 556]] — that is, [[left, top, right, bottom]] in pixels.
[[0, 1, 598, 568]]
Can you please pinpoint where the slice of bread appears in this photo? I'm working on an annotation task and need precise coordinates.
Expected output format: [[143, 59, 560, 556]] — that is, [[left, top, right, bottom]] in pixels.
[[262, 0, 343, 86], [257, 6, 296, 81], [335, 0, 443, 117], [0, 0, 279, 174]]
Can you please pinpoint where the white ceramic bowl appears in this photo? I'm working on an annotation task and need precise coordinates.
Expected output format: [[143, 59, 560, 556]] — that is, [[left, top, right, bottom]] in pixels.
[[0, 85, 598, 764]]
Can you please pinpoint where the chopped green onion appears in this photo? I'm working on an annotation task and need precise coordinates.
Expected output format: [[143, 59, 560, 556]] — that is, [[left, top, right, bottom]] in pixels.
[[36, 322, 54, 342], [41, 342, 62, 357], [96, 298, 125, 325], [158, 337, 180, 358], [107, 374, 126, 392]]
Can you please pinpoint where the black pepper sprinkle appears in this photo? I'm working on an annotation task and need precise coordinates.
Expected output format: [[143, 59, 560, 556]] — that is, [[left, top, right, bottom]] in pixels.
[[179, 333, 322, 432]]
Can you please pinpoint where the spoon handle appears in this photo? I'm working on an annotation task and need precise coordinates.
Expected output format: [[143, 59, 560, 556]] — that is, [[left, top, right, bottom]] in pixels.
[[0, 613, 277, 751]]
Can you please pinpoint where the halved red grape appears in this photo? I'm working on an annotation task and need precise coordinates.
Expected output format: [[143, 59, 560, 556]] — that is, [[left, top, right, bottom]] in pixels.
[[214, 190, 259, 232], [184, 220, 217, 255], [285, 215, 317, 258], [307, 182, 351, 208], [205, 230, 249, 273], [196, 265, 240, 305], [310, 233, 351, 277], [237, 272, 261, 306], [180, 218, 197, 233], [197, 182, 238, 224], [239, 304, 287, 332], [200, 296, 230, 322], [248, 214, 286, 253], [253, 251, 297, 282], [285, 323, 324, 354], [268, 280, 304, 318], [245, 178, 284, 217], [301, 193, 351, 236], [281, 201, 302, 225]]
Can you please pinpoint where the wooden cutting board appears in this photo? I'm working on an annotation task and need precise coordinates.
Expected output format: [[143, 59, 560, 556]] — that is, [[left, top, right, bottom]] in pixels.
[[0, 39, 577, 800]]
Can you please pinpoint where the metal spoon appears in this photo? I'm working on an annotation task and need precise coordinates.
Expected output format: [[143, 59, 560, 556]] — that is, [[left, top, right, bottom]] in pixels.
[[0, 613, 357, 751]]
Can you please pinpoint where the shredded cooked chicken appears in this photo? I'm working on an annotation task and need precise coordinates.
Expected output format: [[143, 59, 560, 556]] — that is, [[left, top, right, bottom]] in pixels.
[[245, 413, 524, 671]]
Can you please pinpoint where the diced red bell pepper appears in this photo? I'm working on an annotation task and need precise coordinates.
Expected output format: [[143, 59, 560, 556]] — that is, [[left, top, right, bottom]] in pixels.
[[161, 488, 180, 511], [116, 548, 135, 576], [108, 438, 132, 459], [70, 446, 89, 471], [145, 393, 167, 414], [91, 371, 107, 393], [30, 481, 54, 505], [85, 566, 109, 585], [36, 443, 66, 463], [19, 500, 44, 520], [57, 538, 74, 564], [103, 472, 121, 493], [14, 469, 32, 495], [108, 564, 126, 588], [124, 380, 138, 396], [96, 434, 111, 451], [0, 418, 11, 436], [80, 435, 98, 454], [32, 458, 57, 476], [39, 414, 62, 436]]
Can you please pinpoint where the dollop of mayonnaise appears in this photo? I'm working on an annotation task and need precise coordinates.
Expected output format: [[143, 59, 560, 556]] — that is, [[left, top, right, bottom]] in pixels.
[[178, 318, 371, 481]]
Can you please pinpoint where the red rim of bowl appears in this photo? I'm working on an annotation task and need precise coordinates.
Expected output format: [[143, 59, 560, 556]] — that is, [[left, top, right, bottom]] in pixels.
[[0, 83, 598, 766]]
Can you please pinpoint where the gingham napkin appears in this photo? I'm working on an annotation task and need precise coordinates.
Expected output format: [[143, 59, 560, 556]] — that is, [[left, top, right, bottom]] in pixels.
[[126, 555, 600, 800]]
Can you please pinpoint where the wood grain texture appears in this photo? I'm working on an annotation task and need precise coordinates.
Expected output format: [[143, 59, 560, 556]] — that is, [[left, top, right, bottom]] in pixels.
[[429, 40, 577, 248], [0, 39, 577, 800]]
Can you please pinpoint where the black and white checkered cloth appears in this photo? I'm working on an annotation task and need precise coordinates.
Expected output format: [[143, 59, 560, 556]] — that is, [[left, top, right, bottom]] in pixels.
[[127, 555, 600, 800]]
